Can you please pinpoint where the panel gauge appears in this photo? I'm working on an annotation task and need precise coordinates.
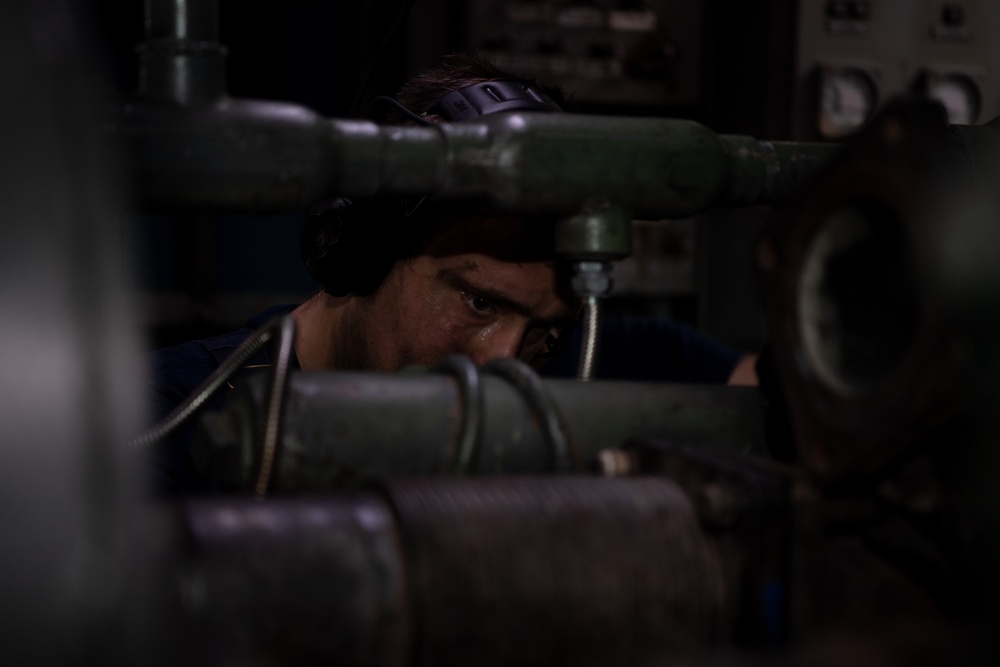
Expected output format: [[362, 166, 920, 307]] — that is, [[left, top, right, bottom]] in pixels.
[[925, 72, 981, 125], [818, 67, 879, 139]]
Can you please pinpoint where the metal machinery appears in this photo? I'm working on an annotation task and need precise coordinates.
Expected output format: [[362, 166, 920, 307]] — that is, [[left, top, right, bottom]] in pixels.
[[467, 0, 705, 110], [793, 0, 1000, 140], [4, 1, 1000, 666]]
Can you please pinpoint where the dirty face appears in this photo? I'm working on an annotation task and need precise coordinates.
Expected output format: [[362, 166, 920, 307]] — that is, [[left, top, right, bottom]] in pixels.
[[335, 215, 579, 371]]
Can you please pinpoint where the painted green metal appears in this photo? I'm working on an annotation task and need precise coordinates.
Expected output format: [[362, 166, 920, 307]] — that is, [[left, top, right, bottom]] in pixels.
[[118, 104, 837, 216], [555, 201, 633, 260], [197, 370, 767, 494], [121, 0, 837, 218], [120, 0, 837, 216], [717, 136, 836, 206]]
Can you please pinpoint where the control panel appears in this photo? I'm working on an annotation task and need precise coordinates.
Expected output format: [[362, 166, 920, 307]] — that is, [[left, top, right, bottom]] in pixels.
[[468, 1, 703, 109], [795, 0, 1000, 139]]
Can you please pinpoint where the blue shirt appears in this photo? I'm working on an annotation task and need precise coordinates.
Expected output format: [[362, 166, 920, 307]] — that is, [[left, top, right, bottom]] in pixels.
[[145, 304, 299, 494], [540, 314, 741, 383]]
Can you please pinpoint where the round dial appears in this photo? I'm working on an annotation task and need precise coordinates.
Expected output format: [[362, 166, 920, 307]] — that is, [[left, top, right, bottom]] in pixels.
[[927, 74, 980, 126], [818, 68, 878, 139]]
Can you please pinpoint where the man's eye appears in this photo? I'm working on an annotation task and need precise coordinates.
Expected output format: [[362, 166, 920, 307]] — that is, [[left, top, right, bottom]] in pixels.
[[542, 333, 566, 356], [466, 293, 494, 313]]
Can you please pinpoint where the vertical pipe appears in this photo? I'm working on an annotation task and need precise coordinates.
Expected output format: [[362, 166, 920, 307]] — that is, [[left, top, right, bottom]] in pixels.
[[1, 0, 145, 664], [145, 0, 219, 41], [138, 0, 226, 106]]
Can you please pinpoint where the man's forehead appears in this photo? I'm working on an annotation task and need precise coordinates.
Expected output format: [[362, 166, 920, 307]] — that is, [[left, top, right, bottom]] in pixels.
[[418, 212, 559, 263]]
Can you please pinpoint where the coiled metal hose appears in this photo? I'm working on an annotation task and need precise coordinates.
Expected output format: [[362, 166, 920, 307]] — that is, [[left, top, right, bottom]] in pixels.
[[577, 295, 600, 381]]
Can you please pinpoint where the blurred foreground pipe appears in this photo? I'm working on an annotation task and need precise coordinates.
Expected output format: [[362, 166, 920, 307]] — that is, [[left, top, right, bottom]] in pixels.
[[146, 477, 726, 666], [1, 0, 146, 663]]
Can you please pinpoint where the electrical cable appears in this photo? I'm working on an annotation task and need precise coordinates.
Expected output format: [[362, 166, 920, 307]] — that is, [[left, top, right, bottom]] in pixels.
[[127, 316, 296, 456], [367, 95, 433, 126], [482, 357, 581, 472], [348, 0, 421, 119], [431, 355, 485, 474]]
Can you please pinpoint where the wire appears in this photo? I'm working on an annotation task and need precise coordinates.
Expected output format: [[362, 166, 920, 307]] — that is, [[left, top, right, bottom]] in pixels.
[[432, 355, 485, 474], [348, 0, 422, 119], [367, 96, 433, 126], [577, 296, 600, 381], [483, 357, 581, 472], [128, 316, 296, 457]]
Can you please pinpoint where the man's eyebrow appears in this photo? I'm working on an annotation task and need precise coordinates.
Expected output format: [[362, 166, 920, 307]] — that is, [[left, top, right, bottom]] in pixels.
[[439, 267, 531, 316], [438, 267, 576, 326]]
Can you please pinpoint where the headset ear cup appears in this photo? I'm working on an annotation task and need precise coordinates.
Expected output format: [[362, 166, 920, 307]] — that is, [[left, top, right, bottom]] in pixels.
[[301, 196, 403, 297], [301, 197, 353, 296]]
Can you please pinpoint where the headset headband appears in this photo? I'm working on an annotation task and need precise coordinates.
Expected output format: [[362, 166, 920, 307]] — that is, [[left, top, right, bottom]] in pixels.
[[426, 80, 563, 121]]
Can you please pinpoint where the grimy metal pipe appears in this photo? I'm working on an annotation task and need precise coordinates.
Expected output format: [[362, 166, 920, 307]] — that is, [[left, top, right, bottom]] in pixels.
[[117, 104, 837, 216], [142, 478, 727, 666], [195, 371, 766, 494], [119, 0, 835, 215]]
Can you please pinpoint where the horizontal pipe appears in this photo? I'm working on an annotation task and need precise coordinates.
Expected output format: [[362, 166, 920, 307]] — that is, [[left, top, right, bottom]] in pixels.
[[195, 371, 767, 494], [142, 478, 727, 666], [115, 100, 837, 215]]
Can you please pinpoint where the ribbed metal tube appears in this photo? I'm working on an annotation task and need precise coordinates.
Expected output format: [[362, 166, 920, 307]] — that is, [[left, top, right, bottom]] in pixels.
[[577, 295, 600, 381], [383, 477, 727, 666], [142, 477, 727, 666]]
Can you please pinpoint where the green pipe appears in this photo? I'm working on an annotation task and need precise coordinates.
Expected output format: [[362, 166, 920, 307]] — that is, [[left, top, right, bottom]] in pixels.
[[196, 370, 767, 494], [118, 101, 836, 216]]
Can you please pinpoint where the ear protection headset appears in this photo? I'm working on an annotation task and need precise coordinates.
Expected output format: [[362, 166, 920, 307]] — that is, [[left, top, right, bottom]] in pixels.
[[300, 81, 563, 296], [426, 80, 563, 120]]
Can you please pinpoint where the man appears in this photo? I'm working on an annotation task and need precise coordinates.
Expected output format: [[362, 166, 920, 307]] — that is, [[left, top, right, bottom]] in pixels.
[[147, 52, 749, 494]]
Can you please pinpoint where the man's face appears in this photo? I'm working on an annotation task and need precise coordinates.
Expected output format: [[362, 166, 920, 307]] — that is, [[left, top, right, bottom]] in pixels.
[[337, 216, 578, 371]]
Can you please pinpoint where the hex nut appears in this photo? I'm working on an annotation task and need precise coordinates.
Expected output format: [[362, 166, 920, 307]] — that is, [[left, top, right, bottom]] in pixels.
[[571, 261, 613, 297]]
